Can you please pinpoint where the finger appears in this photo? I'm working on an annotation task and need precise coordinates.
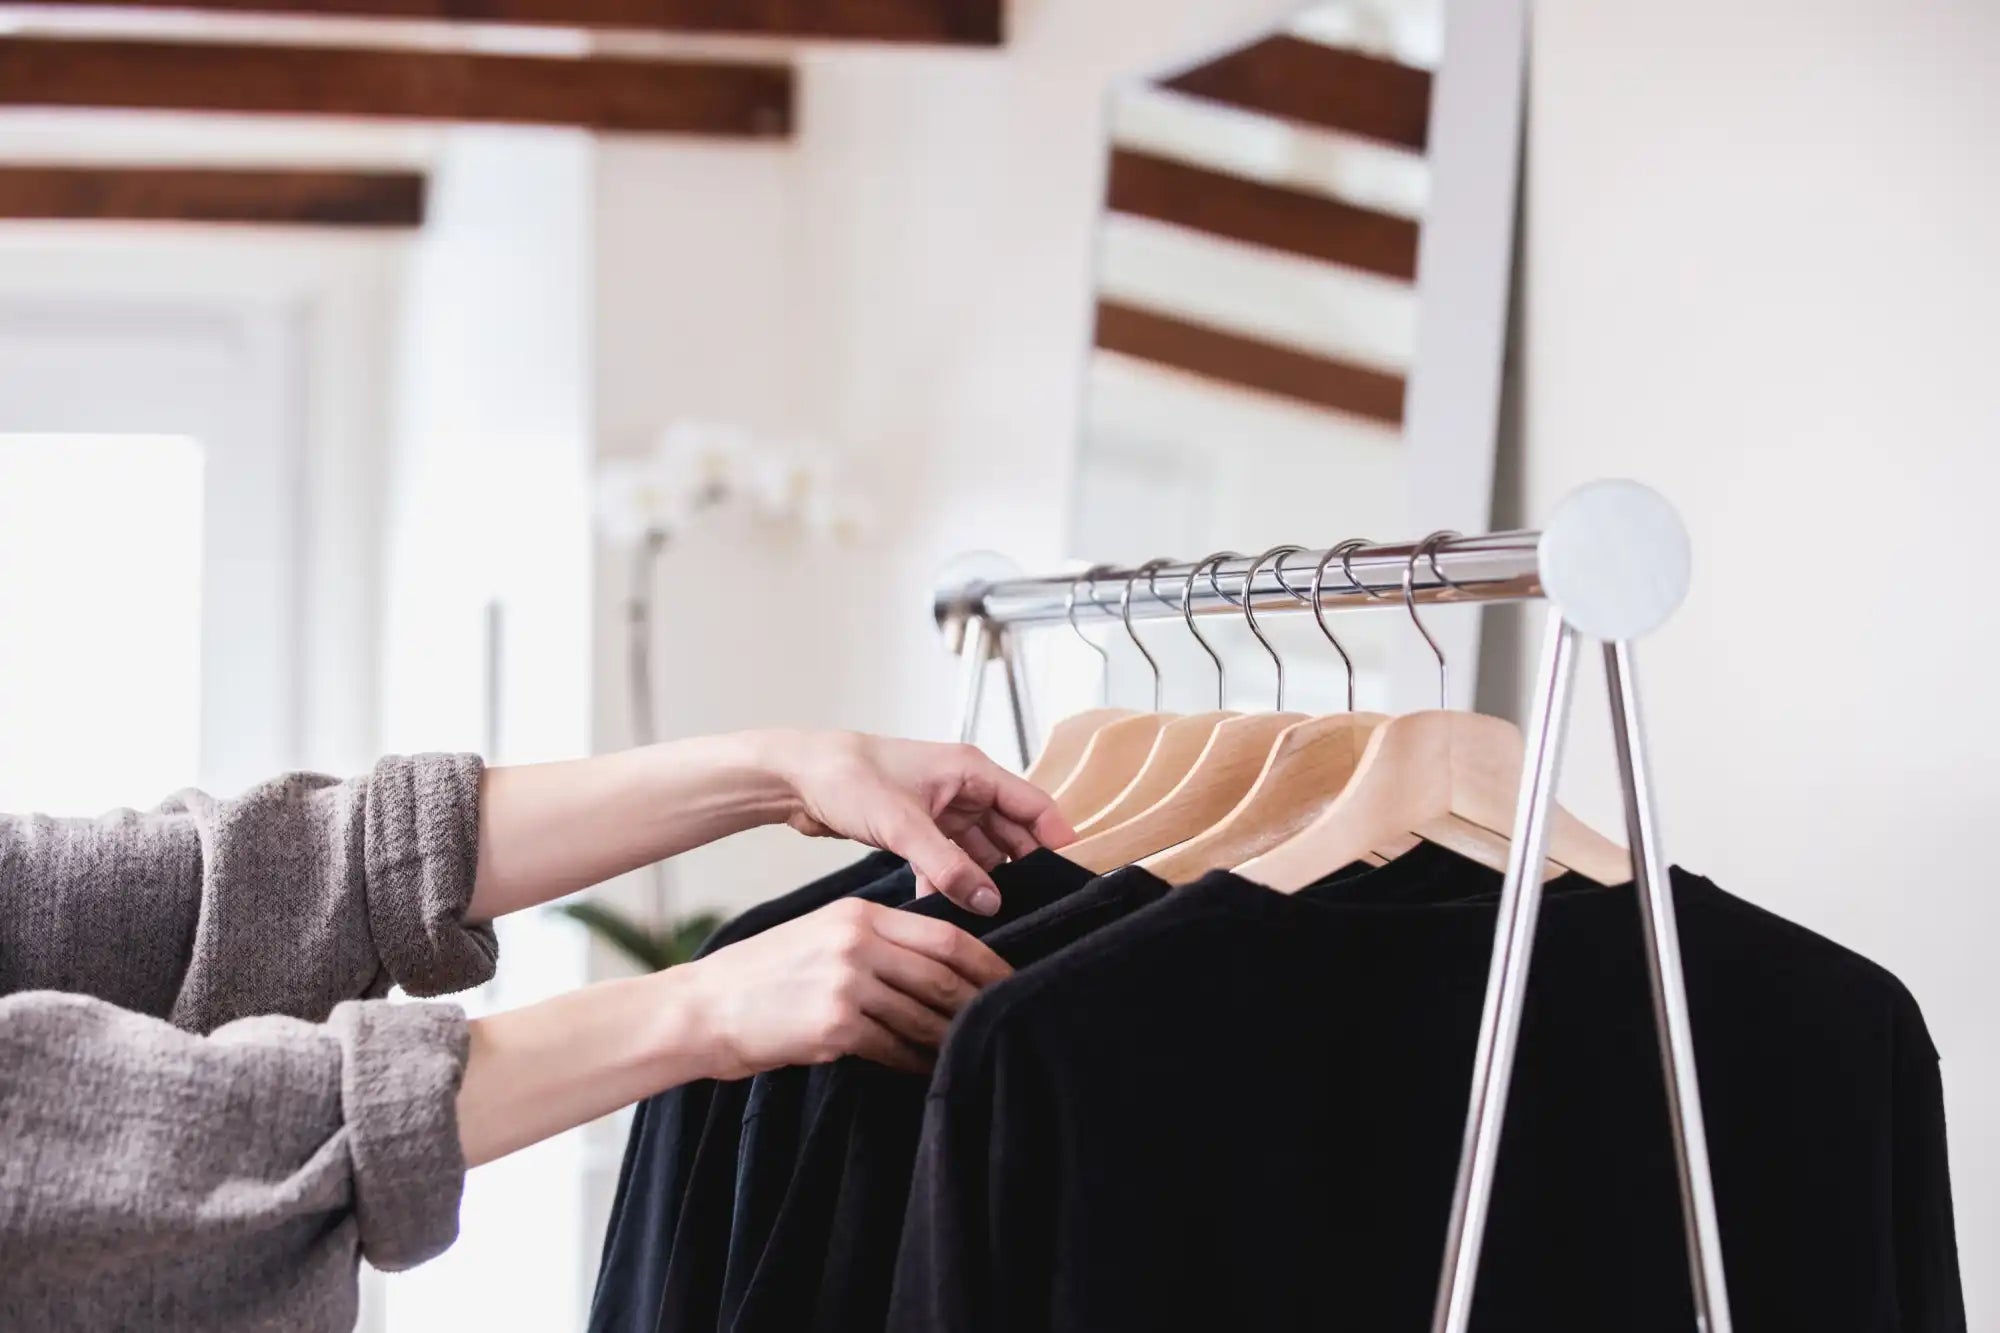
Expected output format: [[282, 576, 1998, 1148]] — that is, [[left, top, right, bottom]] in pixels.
[[882, 801, 1003, 915], [873, 911, 1013, 988], [955, 823, 1007, 873], [844, 1014, 932, 1075], [980, 812, 1041, 862], [865, 937, 984, 1017], [975, 763, 1078, 849], [858, 977, 953, 1050]]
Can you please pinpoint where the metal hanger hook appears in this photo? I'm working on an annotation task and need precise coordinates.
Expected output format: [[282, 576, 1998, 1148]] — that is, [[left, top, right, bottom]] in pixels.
[[1236, 544, 1304, 710], [1181, 551, 1237, 709], [1122, 560, 1172, 711], [1402, 531, 1462, 709], [1066, 564, 1115, 705], [1279, 539, 1368, 712]]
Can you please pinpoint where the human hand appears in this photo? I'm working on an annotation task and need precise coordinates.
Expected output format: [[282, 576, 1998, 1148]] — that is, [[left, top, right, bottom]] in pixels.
[[683, 897, 1011, 1077], [756, 730, 1076, 914]]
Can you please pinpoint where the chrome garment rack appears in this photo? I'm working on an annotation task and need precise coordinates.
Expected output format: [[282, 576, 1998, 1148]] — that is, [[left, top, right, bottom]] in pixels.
[[931, 481, 1732, 1333]]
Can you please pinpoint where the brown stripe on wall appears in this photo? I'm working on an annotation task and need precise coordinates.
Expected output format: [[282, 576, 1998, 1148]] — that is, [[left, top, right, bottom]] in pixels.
[[1095, 298, 1406, 426], [0, 165, 427, 227], [1107, 148, 1419, 282], [19, 0, 1004, 45], [1162, 35, 1431, 152], [0, 36, 793, 137]]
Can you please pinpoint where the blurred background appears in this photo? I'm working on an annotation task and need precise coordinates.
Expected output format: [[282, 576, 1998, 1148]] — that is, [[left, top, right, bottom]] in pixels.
[[0, 0, 1993, 1327]]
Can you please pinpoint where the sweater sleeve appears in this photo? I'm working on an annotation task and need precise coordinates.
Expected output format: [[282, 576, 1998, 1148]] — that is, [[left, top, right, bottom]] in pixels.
[[1890, 992, 1967, 1331], [0, 990, 470, 1298], [0, 753, 497, 1032]]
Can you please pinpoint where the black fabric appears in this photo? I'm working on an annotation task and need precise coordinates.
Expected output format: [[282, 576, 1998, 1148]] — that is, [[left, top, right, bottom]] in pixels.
[[587, 850, 906, 1333], [730, 864, 1174, 1333], [658, 849, 1095, 1333], [890, 849, 1965, 1332]]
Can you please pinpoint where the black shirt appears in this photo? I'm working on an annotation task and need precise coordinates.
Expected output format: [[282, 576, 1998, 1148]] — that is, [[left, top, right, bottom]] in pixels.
[[729, 864, 1174, 1332], [649, 849, 1095, 1333], [587, 850, 906, 1333], [889, 846, 1964, 1332]]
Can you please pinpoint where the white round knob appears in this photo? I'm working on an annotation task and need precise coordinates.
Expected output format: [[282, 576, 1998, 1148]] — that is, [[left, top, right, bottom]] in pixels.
[[1538, 480, 1690, 641]]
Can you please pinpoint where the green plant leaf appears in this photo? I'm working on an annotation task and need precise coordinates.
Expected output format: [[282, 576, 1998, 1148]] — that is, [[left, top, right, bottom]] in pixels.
[[553, 901, 677, 972]]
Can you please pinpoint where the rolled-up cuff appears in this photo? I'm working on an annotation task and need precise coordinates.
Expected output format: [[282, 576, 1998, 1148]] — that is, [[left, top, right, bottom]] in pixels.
[[329, 999, 470, 1271], [363, 753, 498, 996]]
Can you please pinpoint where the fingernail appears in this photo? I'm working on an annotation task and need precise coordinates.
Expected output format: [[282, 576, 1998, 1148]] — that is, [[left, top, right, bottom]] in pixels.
[[970, 887, 1000, 916]]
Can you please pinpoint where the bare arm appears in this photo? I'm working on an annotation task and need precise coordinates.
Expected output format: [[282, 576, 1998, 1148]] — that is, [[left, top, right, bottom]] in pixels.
[[456, 896, 1009, 1166], [470, 730, 1075, 920]]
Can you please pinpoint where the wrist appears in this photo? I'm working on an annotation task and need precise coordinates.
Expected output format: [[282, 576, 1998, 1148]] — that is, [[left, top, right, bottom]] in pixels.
[[727, 728, 819, 827], [644, 961, 739, 1084]]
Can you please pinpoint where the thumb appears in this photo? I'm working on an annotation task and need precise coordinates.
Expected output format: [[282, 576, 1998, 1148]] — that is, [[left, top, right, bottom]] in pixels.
[[881, 799, 1001, 917]]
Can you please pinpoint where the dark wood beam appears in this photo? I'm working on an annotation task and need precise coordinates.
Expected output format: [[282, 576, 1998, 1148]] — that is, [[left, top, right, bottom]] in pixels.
[[18, 0, 1002, 44], [1095, 298, 1405, 426], [0, 165, 425, 226], [1107, 148, 1418, 282], [1161, 35, 1431, 151], [0, 36, 792, 136]]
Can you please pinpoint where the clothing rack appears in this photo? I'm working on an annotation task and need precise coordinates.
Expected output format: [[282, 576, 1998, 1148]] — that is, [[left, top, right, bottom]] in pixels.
[[931, 480, 1733, 1333]]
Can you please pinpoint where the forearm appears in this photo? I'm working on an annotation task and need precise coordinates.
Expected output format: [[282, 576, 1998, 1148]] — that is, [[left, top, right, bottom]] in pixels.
[[455, 965, 722, 1167], [469, 732, 799, 922]]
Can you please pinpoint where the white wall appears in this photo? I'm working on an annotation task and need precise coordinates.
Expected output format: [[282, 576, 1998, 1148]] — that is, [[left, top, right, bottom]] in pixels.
[[589, 0, 1308, 916], [1505, 0, 2000, 1318], [374, 125, 598, 1332]]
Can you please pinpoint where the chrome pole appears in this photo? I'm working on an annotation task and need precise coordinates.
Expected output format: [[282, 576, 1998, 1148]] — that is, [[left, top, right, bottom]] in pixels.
[[1605, 640, 1734, 1333], [954, 615, 992, 745], [1431, 613, 1581, 1333], [997, 626, 1038, 769]]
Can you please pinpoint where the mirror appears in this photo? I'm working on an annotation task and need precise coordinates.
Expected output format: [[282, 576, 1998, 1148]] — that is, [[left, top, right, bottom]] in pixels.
[[1065, 0, 1523, 716]]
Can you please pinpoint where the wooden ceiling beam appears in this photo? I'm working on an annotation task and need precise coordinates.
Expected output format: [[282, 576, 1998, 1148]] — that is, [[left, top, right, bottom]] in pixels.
[[1095, 298, 1406, 426], [0, 35, 793, 136], [1161, 35, 1431, 151], [1107, 148, 1418, 282], [17, 0, 1003, 45], [0, 164, 425, 226]]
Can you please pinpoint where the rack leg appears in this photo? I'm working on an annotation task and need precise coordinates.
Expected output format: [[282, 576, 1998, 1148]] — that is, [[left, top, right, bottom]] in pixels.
[[954, 616, 992, 745], [997, 627, 1038, 770], [1604, 640, 1733, 1333], [1432, 613, 1581, 1333]]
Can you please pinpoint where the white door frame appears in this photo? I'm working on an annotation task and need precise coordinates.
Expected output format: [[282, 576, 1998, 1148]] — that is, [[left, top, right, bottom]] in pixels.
[[0, 295, 306, 794]]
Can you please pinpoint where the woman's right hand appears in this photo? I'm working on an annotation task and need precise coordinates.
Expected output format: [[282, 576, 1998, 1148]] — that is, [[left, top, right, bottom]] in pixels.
[[682, 897, 1011, 1078]]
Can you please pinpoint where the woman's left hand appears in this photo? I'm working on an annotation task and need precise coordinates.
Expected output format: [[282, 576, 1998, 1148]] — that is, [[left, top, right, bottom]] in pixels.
[[760, 731, 1075, 915]]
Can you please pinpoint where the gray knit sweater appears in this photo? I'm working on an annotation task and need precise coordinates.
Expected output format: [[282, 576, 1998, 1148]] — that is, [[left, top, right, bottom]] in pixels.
[[0, 753, 496, 1332]]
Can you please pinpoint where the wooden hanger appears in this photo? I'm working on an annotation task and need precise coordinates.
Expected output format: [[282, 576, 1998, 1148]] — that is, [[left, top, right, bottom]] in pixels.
[[1050, 560, 1183, 823], [1068, 711, 1306, 873], [1237, 708, 1629, 890], [1237, 533, 1630, 892], [1052, 711, 1175, 823], [1073, 710, 1237, 834], [1137, 711, 1385, 880], [1025, 566, 1131, 792], [1132, 541, 1389, 882], [1025, 707, 1136, 791]]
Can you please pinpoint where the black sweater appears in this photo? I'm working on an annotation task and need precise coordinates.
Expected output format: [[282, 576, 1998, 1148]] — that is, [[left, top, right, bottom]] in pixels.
[[890, 846, 1964, 1331]]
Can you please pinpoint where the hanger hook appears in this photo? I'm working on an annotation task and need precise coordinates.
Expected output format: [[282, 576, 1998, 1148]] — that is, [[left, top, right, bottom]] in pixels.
[[1180, 551, 1237, 709], [1066, 564, 1114, 705], [1276, 540, 1368, 712], [1231, 545, 1304, 710], [1402, 531, 1462, 709], [1122, 560, 1171, 710]]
